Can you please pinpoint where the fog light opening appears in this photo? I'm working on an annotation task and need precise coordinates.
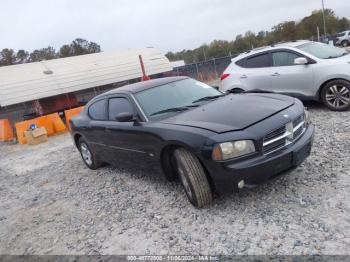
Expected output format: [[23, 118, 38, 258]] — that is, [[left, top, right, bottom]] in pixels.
[[238, 180, 245, 189]]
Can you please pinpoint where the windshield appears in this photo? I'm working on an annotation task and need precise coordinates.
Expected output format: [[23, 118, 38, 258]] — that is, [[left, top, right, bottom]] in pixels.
[[135, 78, 222, 118], [297, 42, 348, 59]]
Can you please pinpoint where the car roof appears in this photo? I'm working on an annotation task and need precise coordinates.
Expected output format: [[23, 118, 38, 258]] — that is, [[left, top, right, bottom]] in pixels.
[[233, 40, 311, 60], [102, 76, 189, 96]]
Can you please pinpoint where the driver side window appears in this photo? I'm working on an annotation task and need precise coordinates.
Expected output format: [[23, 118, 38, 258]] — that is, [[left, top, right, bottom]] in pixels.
[[108, 98, 134, 121], [272, 51, 302, 66]]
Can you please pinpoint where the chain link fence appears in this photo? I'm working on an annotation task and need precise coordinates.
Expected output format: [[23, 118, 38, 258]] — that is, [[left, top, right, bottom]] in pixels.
[[171, 55, 237, 83]]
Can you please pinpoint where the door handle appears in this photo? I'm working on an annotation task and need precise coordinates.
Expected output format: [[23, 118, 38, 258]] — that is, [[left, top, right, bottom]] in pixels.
[[240, 75, 248, 79], [272, 72, 280, 77]]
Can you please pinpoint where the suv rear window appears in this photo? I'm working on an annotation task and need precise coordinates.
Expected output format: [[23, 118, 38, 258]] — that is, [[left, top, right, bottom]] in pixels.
[[235, 59, 245, 67], [245, 53, 270, 68]]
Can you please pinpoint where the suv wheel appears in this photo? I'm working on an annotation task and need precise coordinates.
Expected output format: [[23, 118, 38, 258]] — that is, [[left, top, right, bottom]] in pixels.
[[173, 148, 213, 208], [321, 80, 350, 111], [341, 40, 349, 47], [79, 138, 101, 170]]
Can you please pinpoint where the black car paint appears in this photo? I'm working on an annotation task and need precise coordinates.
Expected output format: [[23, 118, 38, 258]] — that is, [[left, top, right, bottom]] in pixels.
[[71, 77, 314, 194]]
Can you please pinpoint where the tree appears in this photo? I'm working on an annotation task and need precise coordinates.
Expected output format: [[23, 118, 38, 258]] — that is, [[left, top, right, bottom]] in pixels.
[[0, 49, 16, 66], [29, 46, 56, 62], [16, 49, 29, 64], [272, 21, 298, 42], [0, 38, 102, 67], [87, 41, 101, 54], [58, 44, 71, 58], [58, 38, 101, 57]]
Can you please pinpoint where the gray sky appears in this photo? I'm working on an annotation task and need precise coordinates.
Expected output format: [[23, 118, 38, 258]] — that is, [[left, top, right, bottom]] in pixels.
[[1, 0, 349, 53]]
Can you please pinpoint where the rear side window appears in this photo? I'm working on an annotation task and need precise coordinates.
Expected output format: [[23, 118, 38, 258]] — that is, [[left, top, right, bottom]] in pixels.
[[88, 100, 106, 120], [272, 51, 302, 66], [108, 98, 134, 121], [245, 53, 270, 68], [235, 59, 245, 67]]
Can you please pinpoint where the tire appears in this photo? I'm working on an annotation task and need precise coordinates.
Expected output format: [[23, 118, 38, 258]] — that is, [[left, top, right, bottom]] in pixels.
[[78, 137, 101, 170], [341, 40, 349, 47], [321, 80, 350, 111], [173, 148, 213, 208]]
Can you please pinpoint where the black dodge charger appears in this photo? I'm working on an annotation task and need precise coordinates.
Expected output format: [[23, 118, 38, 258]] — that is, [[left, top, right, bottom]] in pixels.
[[70, 76, 314, 207]]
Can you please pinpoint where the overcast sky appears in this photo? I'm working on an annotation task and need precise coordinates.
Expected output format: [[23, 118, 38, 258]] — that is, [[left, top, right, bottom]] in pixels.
[[1, 0, 349, 53]]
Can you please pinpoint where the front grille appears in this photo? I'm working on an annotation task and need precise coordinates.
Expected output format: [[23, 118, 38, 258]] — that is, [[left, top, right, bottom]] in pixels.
[[294, 125, 303, 138], [264, 126, 286, 141], [293, 114, 304, 127], [263, 138, 286, 154], [263, 114, 306, 155]]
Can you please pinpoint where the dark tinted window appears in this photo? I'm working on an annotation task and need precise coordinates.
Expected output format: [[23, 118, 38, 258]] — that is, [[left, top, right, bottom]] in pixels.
[[235, 59, 245, 67], [88, 100, 106, 120], [245, 53, 270, 68], [272, 51, 302, 66], [108, 98, 134, 121]]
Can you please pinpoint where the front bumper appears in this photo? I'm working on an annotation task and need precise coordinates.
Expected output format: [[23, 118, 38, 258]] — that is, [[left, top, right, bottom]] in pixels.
[[205, 124, 314, 194]]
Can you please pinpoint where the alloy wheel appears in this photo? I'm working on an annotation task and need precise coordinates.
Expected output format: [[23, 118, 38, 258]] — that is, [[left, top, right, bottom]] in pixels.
[[325, 85, 350, 109], [80, 143, 93, 166]]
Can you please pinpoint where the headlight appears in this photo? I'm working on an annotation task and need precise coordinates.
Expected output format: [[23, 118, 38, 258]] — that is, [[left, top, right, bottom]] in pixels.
[[212, 140, 255, 161], [304, 107, 310, 124]]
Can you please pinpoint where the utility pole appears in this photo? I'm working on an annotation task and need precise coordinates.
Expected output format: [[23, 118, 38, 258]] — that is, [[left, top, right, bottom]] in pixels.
[[202, 47, 207, 61], [321, 0, 327, 40]]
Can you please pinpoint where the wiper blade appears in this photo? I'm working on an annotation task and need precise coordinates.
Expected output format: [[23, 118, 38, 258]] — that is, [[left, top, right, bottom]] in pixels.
[[325, 54, 347, 59], [150, 105, 198, 116], [243, 89, 276, 94], [192, 94, 225, 104]]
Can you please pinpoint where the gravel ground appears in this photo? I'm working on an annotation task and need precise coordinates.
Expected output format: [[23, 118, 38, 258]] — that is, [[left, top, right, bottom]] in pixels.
[[0, 103, 349, 255]]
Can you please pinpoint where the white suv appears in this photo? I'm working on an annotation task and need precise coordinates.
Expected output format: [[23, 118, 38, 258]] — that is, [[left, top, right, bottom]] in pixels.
[[335, 30, 350, 47], [220, 40, 350, 111]]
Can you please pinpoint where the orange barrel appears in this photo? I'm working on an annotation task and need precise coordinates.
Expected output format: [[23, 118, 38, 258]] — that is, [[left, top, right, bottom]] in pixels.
[[15, 120, 31, 144], [47, 113, 67, 133], [15, 112, 68, 144], [0, 119, 14, 142], [64, 106, 84, 130]]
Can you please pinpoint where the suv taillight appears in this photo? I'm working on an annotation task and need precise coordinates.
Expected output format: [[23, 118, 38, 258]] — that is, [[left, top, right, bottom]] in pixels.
[[220, 73, 230, 81]]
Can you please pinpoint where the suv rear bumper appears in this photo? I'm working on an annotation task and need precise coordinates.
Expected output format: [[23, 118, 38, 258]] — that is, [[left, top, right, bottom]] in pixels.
[[205, 124, 314, 194]]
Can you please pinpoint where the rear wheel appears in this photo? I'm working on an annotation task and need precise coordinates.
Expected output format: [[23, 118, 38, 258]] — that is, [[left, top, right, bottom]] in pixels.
[[173, 148, 213, 208], [321, 80, 350, 111], [341, 40, 349, 47], [78, 138, 101, 170]]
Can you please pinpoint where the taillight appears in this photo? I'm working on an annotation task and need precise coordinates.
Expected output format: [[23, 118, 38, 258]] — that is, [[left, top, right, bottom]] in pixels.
[[220, 73, 230, 81]]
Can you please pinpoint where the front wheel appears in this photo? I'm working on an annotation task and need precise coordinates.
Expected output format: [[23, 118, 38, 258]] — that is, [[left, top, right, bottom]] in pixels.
[[173, 148, 213, 208], [321, 80, 350, 111]]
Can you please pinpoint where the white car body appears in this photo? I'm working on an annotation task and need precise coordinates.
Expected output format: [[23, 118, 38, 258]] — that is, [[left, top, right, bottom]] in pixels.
[[220, 40, 350, 102], [335, 30, 350, 47]]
